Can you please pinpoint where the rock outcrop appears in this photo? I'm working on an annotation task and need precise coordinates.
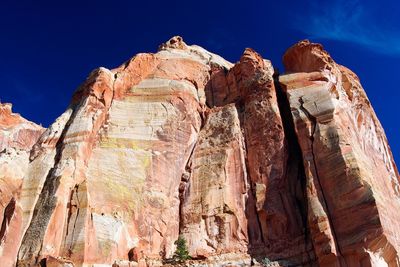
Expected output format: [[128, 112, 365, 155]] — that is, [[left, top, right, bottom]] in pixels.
[[0, 37, 399, 267], [0, 103, 45, 267], [279, 40, 400, 267]]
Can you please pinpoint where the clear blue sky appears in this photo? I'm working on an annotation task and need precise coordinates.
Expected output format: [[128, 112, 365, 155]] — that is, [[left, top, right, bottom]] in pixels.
[[1, 0, 399, 164]]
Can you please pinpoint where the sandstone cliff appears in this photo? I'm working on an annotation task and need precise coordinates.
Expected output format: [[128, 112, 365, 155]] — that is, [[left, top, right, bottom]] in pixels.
[[0, 103, 45, 266], [0, 37, 399, 267]]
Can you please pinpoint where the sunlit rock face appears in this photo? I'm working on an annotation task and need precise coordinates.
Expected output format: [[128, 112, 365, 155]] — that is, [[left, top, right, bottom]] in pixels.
[[0, 103, 45, 267], [0, 37, 399, 267], [279, 40, 400, 267]]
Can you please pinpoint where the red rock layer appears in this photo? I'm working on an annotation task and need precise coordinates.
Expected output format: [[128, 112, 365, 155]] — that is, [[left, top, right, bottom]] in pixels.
[[280, 40, 400, 267], [180, 104, 249, 257], [0, 103, 44, 151], [205, 48, 314, 264]]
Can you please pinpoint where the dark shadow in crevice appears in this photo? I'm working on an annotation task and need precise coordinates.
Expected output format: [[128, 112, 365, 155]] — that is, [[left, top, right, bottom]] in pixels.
[[273, 71, 316, 265], [39, 258, 47, 267], [273, 72, 309, 238], [0, 197, 16, 245], [234, 100, 266, 249], [17, 101, 80, 265]]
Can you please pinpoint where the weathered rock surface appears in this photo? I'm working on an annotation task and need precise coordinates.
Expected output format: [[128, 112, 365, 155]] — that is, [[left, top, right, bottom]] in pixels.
[[0, 103, 45, 267], [0, 37, 399, 267], [0, 103, 44, 152], [279, 40, 400, 267]]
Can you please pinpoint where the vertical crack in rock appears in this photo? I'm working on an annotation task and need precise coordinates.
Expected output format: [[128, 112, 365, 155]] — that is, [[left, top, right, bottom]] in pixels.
[[17, 68, 116, 266], [298, 97, 345, 263], [17, 103, 79, 265], [109, 72, 117, 112], [273, 74, 315, 264], [178, 141, 197, 234], [241, 125, 265, 246], [0, 197, 16, 245], [63, 188, 74, 247], [177, 99, 207, 240], [180, 104, 249, 258], [236, 102, 265, 246], [67, 184, 81, 256], [203, 48, 316, 264]]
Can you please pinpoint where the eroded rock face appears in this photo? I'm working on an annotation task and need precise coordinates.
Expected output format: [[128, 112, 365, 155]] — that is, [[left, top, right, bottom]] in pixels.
[[0, 37, 399, 267], [0, 103, 45, 267], [0, 103, 44, 151], [180, 104, 248, 257], [280, 40, 400, 267], [204, 48, 314, 264]]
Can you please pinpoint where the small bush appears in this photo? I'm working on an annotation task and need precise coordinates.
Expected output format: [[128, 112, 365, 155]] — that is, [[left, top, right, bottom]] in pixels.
[[173, 235, 191, 263]]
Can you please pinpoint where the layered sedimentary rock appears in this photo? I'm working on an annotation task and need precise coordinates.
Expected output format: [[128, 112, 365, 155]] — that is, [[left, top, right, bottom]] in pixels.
[[279, 40, 400, 267], [0, 37, 399, 267], [203, 48, 314, 264], [0, 103, 44, 151], [0, 104, 45, 267], [180, 104, 249, 257]]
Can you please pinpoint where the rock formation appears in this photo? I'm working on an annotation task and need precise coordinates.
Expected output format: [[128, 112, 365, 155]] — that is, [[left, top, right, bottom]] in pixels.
[[0, 37, 399, 267], [0, 104, 45, 267]]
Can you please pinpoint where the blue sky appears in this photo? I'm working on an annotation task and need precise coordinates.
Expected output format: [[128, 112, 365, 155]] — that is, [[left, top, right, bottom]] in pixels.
[[1, 0, 399, 163], [295, 0, 400, 55]]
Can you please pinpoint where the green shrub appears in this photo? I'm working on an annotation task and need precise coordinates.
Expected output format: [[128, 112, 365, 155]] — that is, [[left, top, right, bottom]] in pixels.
[[173, 235, 191, 263]]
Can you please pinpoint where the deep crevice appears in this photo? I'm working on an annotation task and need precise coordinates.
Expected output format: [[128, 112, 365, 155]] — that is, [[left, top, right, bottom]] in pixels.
[[0, 197, 16, 245], [235, 101, 265, 248], [63, 188, 75, 246], [17, 70, 117, 266], [178, 140, 197, 235], [39, 258, 46, 267], [67, 184, 81, 256], [17, 101, 79, 265], [273, 73, 315, 264], [177, 105, 210, 237]]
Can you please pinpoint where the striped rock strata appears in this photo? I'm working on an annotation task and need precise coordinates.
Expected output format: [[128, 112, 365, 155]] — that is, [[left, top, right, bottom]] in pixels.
[[279, 40, 400, 267], [0, 103, 45, 267], [0, 37, 399, 267]]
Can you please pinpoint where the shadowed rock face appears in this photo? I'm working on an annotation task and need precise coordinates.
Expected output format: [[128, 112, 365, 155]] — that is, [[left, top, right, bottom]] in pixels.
[[0, 37, 399, 267]]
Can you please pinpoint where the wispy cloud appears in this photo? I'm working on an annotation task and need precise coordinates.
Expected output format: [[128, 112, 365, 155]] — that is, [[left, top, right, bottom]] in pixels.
[[10, 79, 43, 104], [294, 0, 400, 56]]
